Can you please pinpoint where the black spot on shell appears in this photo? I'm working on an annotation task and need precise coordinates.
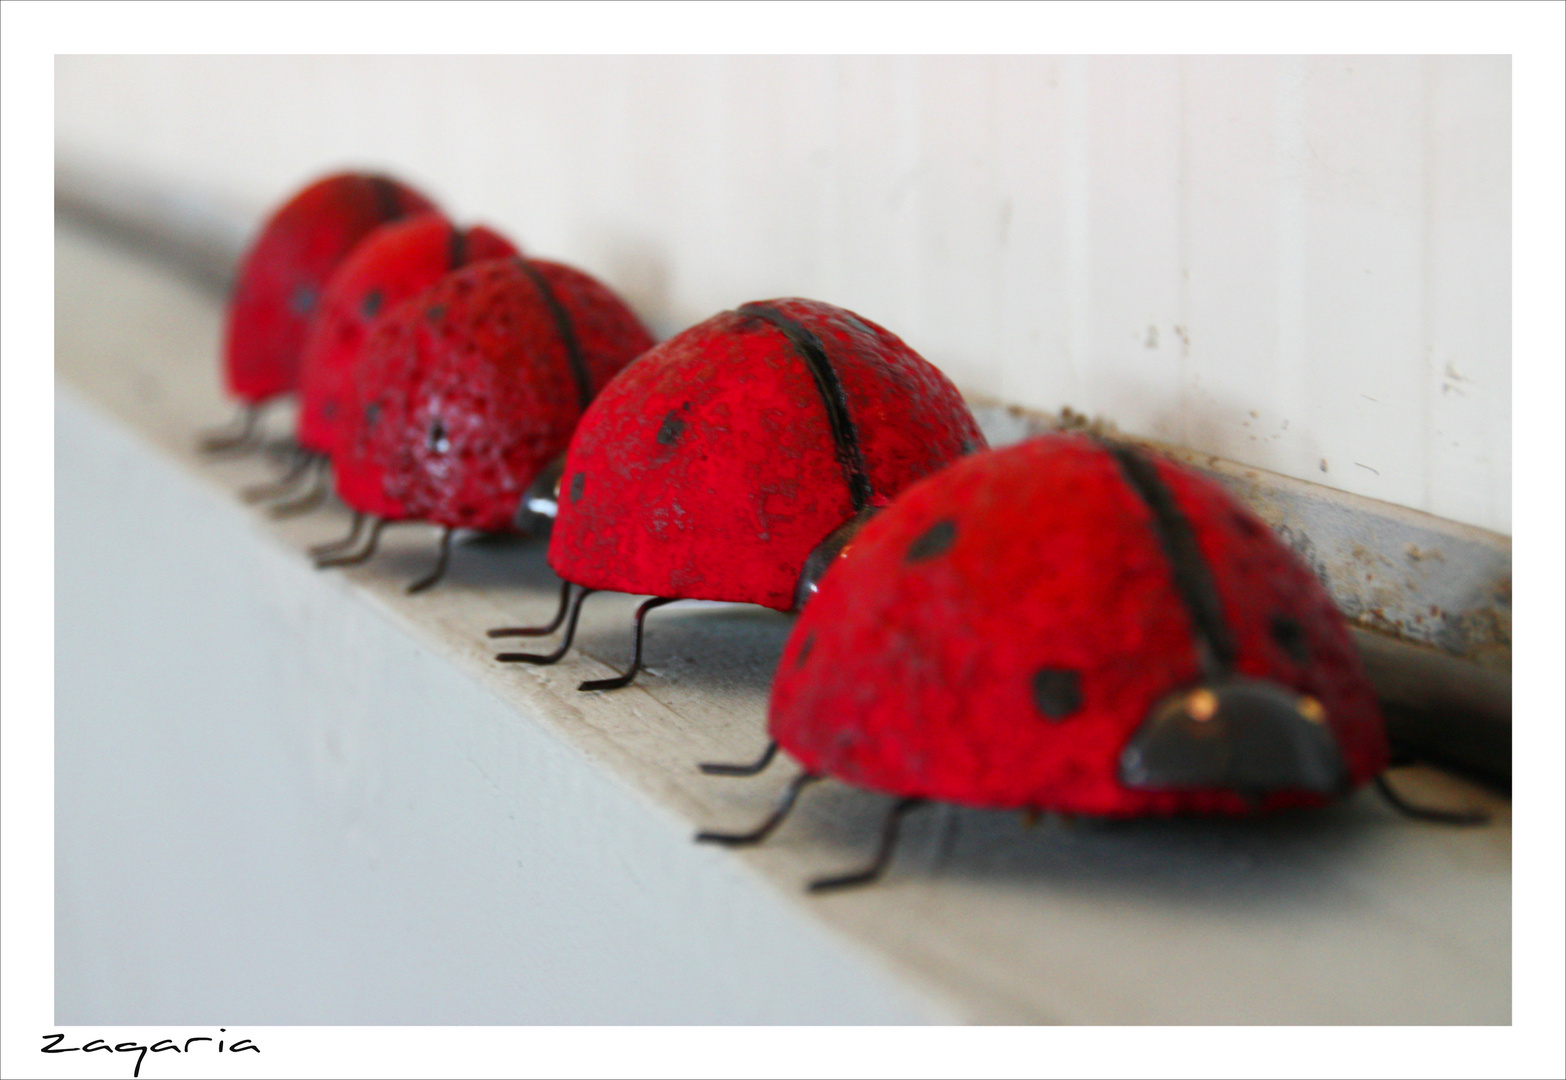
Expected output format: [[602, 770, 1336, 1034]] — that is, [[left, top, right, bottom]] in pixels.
[[1032, 669, 1082, 721], [656, 410, 687, 446], [906, 518, 958, 563], [289, 284, 318, 316], [428, 417, 449, 452], [426, 304, 446, 322], [570, 471, 585, 502], [657, 413, 689, 444], [1270, 614, 1309, 664], [364, 401, 382, 427], [361, 289, 384, 318]]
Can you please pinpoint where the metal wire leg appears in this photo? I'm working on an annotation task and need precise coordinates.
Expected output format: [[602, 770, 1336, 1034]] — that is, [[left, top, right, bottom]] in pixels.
[[699, 740, 779, 777], [309, 511, 367, 559], [488, 579, 573, 638], [808, 797, 927, 893], [495, 587, 594, 665], [695, 772, 820, 847], [242, 447, 316, 503], [1374, 775, 1488, 826], [199, 404, 260, 454], [578, 597, 677, 691], [406, 526, 454, 594], [315, 516, 388, 568], [268, 456, 328, 518]]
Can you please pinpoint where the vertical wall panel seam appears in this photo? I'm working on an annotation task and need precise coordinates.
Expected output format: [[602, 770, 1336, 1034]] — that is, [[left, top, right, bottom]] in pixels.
[[1063, 55, 1090, 403], [1419, 56, 1437, 515], [1177, 56, 1193, 449]]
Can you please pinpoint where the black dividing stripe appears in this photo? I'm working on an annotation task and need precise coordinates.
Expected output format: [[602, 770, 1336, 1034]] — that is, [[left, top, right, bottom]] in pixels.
[[448, 225, 467, 269], [513, 258, 592, 410], [1103, 441, 1237, 677], [366, 176, 405, 223], [738, 303, 873, 512]]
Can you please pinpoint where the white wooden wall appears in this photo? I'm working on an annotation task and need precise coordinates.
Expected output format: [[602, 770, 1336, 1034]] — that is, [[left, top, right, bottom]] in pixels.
[[55, 55, 1511, 534]]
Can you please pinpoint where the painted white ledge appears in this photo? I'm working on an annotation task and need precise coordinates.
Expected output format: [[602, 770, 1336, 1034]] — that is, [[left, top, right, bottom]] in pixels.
[[55, 223, 1511, 1024]]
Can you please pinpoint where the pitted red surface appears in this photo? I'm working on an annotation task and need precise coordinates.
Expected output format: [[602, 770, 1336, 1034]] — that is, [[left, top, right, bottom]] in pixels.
[[222, 173, 435, 404], [548, 299, 986, 610], [295, 214, 518, 456], [768, 434, 1389, 816], [336, 258, 652, 529], [334, 300, 425, 520]]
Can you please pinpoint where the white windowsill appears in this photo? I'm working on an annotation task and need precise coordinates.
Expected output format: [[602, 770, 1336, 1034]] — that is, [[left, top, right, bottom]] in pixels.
[[54, 222, 1510, 1024]]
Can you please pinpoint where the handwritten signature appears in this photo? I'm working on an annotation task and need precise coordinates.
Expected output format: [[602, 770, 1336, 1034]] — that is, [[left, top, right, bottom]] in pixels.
[[42, 1030, 259, 1078]]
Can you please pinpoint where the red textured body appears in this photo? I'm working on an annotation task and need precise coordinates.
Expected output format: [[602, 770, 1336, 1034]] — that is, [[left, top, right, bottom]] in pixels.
[[294, 213, 518, 457], [334, 304, 424, 521], [548, 299, 986, 611], [222, 173, 436, 404], [336, 258, 653, 529], [769, 434, 1390, 817]]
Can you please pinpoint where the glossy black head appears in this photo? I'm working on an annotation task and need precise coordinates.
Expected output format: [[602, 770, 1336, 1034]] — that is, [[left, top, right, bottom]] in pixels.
[[512, 452, 567, 534], [793, 506, 880, 612], [1119, 677, 1347, 797]]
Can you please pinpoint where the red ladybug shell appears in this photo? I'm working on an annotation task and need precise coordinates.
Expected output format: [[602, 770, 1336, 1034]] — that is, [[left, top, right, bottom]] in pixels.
[[769, 434, 1390, 817], [334, 305, 425, 521], [548, 299, 987, 612], [294, 212, 518, 458], [223, 173, 436, 404], [337, 257, 653, 529]]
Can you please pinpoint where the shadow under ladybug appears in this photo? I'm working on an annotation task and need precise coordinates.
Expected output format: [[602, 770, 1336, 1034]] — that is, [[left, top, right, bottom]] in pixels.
[[694, 434, 1489, 893]]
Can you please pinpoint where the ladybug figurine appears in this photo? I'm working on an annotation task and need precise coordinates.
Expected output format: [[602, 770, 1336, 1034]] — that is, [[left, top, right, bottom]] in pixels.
[[696, 433, 1486, 892], [251, 211, 519, 520], [318, 255, 654, 593], [200, 172, 436, 453], [490, 298, 986, 691]]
